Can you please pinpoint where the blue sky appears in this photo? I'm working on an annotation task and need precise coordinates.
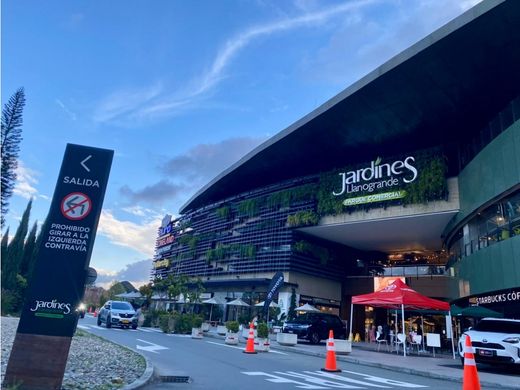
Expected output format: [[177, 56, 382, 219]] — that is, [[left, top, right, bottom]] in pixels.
[[2, 0, 480, 288]]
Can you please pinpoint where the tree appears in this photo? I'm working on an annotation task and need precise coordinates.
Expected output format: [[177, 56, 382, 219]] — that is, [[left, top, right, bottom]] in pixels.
[[20, 221, 38, 284], [2, 199, 31, 290], [139, 282, 154, 308], [0, 227, 10, 277], [1, 88, 26, 228], [288, 288, 297, 321]]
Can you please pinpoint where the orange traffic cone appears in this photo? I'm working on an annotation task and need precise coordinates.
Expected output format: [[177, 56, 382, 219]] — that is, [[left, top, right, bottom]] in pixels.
[[462, 335, 481, 390], [321, 330, 341, 372], [243, 322, 257, 354]]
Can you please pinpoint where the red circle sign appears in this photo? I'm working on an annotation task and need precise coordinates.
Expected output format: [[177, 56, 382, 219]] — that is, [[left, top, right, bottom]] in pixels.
[[60, 192, 92, 220]]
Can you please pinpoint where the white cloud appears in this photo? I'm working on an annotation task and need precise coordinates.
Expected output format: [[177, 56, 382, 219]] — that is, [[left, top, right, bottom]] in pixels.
[[13, 161, 39, 199], [93, 83, 163, 123], [95, 259, 153, 289], [122, 205, 159, 217], [55, 99, 77, 121], [94, 0, 376, 123], [97, 210, 159, 257]]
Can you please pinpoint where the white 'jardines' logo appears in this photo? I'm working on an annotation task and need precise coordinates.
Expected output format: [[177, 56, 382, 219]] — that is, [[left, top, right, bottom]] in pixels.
[[30, 299, 72, 315], [332, 156, 418, 196]]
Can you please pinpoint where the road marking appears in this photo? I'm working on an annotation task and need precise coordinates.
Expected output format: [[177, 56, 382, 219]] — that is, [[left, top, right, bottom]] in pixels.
[[136, 339, 169, 354], [242, 371, 428, 389], [138, 327, 163, 333], [205, 341, 288, 354], [80, 325, 106, 330]]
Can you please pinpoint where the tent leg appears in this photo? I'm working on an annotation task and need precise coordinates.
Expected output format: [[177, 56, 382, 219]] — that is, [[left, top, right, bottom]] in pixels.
[[349, 304, 353, 340], [449, 312, 456, 359], [401, 304, 406, 357]]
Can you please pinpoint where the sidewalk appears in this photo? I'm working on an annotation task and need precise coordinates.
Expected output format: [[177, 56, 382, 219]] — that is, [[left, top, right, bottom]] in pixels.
[[198, 329, 520, 390]]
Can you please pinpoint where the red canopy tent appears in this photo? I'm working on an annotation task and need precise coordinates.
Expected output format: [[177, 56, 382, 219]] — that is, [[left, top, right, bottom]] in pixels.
[[350, 279, 454, 357]]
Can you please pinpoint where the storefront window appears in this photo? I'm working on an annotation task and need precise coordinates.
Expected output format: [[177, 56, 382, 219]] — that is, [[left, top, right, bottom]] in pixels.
[[448, 190, 520, 263]]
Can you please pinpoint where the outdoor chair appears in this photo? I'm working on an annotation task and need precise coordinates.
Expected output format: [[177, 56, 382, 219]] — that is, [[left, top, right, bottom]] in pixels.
[[409, 334, 422, 354], [376, 331, 389, 352], [393, 333, 406, 353]]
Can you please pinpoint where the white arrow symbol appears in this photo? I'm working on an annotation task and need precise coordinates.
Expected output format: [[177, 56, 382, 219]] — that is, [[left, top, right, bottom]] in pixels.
[[136, 339, 168, 354], [80, 155, 92, 172]]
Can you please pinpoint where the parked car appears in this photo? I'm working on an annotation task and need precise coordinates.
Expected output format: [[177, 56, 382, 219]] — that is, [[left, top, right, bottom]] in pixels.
[[97, 300, 138, 329], [76, 303, 86, 318], [282, 312, 347, 344], [459, 317, 520, 367]]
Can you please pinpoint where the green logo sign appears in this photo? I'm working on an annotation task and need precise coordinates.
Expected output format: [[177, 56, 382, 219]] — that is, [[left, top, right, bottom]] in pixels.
[[342, 190, 407, 207]]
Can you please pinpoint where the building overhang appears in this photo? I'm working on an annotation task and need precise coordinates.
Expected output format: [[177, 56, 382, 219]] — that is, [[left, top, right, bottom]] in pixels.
[[299, 210, 458, 253]]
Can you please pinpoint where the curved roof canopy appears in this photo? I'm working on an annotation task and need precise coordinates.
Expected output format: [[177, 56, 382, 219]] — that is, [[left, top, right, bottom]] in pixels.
[[181, 0, 520, 214]]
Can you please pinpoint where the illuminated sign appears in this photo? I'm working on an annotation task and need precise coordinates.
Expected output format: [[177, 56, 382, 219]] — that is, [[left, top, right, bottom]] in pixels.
[[343, 190, 407, 206], [156, 235, 175, 247], [154, 259, 170, 269], [333, 156, 417, 197]]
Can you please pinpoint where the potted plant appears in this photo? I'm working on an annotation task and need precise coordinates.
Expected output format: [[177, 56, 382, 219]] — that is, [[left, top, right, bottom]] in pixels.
[[255, 322, 270, 352], [225, 320, 240, 345], [191, 314, 204, 339]]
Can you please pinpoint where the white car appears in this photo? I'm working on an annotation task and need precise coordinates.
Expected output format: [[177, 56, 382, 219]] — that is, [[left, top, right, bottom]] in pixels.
[[459, 318, 520, 367], [97, 300, 138, 329]]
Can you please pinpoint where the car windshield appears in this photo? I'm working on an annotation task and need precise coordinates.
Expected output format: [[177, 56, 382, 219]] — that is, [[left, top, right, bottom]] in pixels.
[[112, 302, 133, 310], [292, 314, 319, 323], [473, 320, 520, 333]]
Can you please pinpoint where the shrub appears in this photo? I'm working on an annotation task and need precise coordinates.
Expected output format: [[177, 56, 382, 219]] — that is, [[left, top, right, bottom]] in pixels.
[[159, 314, 173, 333], [226, 320, 239, 333], [173, 313, 204, 334], [257, 322, 269, 339]]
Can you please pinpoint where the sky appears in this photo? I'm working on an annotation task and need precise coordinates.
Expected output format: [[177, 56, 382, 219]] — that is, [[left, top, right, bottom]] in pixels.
[[2, 0, 481, 289]]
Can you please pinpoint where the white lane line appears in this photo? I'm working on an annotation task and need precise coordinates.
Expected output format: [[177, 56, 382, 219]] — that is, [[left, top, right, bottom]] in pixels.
[[77, 325, 90, 330], [205, 341, 287, 354]]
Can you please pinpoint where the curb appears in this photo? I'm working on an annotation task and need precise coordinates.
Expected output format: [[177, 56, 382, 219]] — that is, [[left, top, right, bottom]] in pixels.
[[123, 354, 155, 390], [79, 327, 156, 390]]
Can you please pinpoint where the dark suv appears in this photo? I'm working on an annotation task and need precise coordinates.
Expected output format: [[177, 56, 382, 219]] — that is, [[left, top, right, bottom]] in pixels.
[[282, 312, 347, 344], [97, 300, 138, 329]]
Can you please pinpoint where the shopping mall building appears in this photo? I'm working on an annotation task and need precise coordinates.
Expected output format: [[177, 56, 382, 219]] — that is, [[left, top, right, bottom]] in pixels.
[[152, 0, 520, 333]]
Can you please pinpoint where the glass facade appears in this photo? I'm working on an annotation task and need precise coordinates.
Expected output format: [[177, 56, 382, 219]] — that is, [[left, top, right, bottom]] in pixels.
[[447, 189, 520, 263], [152, 176, 354, 282]]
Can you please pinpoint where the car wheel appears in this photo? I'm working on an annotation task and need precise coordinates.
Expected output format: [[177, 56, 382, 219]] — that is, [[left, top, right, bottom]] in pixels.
[[106, 316, 112, 328], [97, 316, 102, 326], [309, 332, 321, 345], [132, 324, 137, 330], [80, 313, 85, 319]]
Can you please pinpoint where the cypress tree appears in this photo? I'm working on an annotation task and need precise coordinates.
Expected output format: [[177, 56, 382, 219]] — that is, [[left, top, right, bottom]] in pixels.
[[3, 199, 32, 290], [20, 221, 38, 283], [1, 227, 10, 280]]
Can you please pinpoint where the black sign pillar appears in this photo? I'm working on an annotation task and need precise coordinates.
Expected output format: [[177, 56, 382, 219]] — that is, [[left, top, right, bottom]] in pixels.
[[4, 144, 113, 390]]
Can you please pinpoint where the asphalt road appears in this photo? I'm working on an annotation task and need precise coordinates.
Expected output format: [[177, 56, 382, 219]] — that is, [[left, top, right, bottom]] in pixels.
[[78, 315, 475, 389]]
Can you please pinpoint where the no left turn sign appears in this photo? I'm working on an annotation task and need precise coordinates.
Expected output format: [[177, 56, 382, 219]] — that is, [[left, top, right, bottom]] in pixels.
[[61, 192, 92, 220]]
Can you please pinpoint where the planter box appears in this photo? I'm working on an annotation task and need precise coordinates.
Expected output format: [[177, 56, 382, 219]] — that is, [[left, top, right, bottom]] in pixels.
[[334, 339, 352, 354], [272, 326, 282, 333], [191, 327, 203, 339], [276, 332, 297, 346], [225, 332, 240, 345], [217, 325, 228, 335], [242, 328, 257, 339], [201, 322, 210, 332], [254, 338, 271, 352]]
